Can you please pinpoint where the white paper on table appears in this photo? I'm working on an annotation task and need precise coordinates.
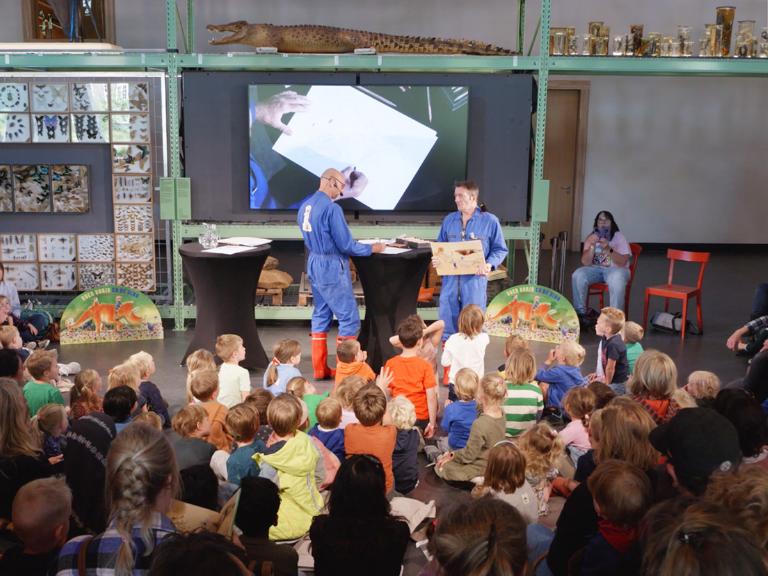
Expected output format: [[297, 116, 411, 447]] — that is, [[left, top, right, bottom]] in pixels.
[[218, 236, 272, 247], [380, 246, 411, 255], [202, 245, 257, 255], [359, 238, 394, 245], [272, 85, 438, 210]]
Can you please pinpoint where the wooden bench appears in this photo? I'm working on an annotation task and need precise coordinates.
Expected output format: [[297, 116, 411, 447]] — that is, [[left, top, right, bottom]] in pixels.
[[255, 286, 283, 306]]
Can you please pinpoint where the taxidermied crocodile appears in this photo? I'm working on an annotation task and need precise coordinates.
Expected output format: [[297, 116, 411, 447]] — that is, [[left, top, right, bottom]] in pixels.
[[207, 22, 516, 55]]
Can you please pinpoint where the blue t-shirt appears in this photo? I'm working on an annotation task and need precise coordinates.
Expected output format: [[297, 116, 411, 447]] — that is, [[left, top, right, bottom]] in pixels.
[[226, 439, 266, 486], [441, 399, 478, 450], [262, 364, 302, 396], [535, 365, 587, 409], [309, 425, 345, 463]]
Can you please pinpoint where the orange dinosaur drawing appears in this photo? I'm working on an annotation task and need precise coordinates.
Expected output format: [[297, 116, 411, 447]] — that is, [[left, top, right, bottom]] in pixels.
[[67, 300, 145, 333], [490, 299, 560, 331]]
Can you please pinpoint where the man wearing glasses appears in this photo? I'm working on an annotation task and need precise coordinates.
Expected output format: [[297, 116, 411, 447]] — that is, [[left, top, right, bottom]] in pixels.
[[298, 168, 386, 379]]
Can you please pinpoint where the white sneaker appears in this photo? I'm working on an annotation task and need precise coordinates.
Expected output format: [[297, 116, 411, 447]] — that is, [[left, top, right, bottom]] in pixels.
[[59, 362, 81, 377], [37, 339, 50, 350], [24, 341, 37, 350]]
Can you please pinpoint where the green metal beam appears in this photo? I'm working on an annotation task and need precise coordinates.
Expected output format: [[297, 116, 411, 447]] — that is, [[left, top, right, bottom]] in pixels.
[[549, 56, 768, 77], [179, 223, 534, 242], [0, 53, 171, 70], [175, 53, 539, 72]]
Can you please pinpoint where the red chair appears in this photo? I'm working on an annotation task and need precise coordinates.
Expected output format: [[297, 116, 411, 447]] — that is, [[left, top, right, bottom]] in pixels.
[[643, 249, 710, 341], [587, 243, 643, 317]]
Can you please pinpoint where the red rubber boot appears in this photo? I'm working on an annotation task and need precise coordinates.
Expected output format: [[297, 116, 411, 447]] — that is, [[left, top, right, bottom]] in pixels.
[[311, 332, 335, 380]]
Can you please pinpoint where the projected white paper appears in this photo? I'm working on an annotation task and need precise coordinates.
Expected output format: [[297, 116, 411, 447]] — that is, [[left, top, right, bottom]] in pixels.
[[272, 86, 438, 210]]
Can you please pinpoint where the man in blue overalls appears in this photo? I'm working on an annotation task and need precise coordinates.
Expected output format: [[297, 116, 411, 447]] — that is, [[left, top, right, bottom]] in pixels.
[[436, 180, 508, 344], [298, 168, 385, 379]]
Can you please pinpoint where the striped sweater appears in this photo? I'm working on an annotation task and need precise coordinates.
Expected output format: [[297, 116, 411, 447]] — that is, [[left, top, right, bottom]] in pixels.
[[503, 381, 544, 437]]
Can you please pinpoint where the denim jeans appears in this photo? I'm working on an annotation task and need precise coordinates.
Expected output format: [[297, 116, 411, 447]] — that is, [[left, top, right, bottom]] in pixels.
[[527, 523, 555, 576], [751, 283, 768, 320], [571, 265, 631, 315]]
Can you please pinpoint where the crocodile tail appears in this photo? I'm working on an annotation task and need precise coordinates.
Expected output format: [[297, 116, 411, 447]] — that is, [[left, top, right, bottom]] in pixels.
[[346, 30, 516, 55]]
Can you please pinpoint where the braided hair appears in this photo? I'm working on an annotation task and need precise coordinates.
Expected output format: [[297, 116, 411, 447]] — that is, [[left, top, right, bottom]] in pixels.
[[106, 423, 179, 575]]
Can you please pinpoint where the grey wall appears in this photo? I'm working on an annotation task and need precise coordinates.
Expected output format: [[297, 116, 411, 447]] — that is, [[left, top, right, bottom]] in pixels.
[[3, 0, 766, 242]]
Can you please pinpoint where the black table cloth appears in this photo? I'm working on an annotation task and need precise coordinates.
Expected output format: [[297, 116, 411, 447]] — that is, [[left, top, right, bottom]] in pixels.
[[179, 242, 271, 370], [352, 247, 432, 373]]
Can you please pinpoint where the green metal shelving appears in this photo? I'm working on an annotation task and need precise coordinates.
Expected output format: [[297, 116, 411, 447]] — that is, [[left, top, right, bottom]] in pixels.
[[4, 0, 766, 327]]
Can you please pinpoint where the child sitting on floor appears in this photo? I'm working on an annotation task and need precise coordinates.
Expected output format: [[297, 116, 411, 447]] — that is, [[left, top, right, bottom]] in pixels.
[[254, 394, 322, 541], [263, 339, 302, 396], [0, 325, 28, 361], [622, 321, 645, 374], [245, 388, 274, 444], [216, 334, 251, 408], [439, 367, 479, 451], [286, 376, 328, 428], [102, 385, 139, 433], [388, 395, 421, 495], [309, 397, 345, 463], [224, 403, 265, 485], [185, 349, 216, 403], [236, 477, 299, 574], [518, 422, 564, 517], [589, 307, 629, 396], [685, 370, 721, 408], [334, 339, 376, 388], [472, 441, 538, 524], [69, 369, 103, 420], [535, 341, 587, 411], [497, 334, 530, 373], [580, 459, 651, 575], [129, 351, 170, 427], [629, 349, 681, 424], [441, 304, 489, 400], [384, 315, 438, 437], [436, 373, 507, 483], [334, 375, 367, 429], [190, 368, 231, 452], [502, 348, 543, 438], [559, 386, 596, 466], [23, 350, 64, 417], [0, 478, 72, 576], [344, 383, 397, 494], [31, 403, 67, 470], [170, 404, 214, 471], [390, 316, 445, 373]]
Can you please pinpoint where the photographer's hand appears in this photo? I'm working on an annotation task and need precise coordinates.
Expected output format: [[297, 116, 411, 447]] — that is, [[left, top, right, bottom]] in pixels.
[[255, 90, 311, 135]]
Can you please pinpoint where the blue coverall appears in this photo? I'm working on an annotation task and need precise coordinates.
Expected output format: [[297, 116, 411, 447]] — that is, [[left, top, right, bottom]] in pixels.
[[437, 208, 508, 340], [298, 191, 372, 336]]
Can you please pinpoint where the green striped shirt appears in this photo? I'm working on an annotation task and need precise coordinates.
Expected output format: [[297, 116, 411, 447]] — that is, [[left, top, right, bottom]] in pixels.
[[503, 381, 543, 437]]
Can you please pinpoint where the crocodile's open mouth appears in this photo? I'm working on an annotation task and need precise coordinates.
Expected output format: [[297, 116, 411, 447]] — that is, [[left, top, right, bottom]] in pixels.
[[206, 22, 246, 44]]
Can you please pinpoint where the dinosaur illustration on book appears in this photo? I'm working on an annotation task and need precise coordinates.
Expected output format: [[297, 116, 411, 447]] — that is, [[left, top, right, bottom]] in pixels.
[[207, 22, 516, 55], [66, 299, 145, 333]]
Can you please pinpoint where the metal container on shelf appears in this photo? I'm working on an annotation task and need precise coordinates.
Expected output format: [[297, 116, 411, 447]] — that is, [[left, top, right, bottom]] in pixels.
[[716, 6, 736, 56]]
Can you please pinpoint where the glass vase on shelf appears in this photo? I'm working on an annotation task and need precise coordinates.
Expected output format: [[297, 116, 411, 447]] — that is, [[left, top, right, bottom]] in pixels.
[[759, 27, 768, 58], [735, 20, 755, 57], [716, 6, 736, 56]]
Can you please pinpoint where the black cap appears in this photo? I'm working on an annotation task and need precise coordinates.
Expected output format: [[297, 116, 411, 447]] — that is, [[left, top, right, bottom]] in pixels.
[[649, 408, 741, 494]]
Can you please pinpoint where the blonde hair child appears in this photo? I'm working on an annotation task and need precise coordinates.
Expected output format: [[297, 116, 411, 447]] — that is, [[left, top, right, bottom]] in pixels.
[[518, 422, 565, 517], [502, 349, 543, 437], [128, 351, 169, 427], [70, 369, 103, 419], [685, 370, 721, 404], [263, 339, 302, 395], [388, 395, 422, 494], [629, 350, 680, 424], [472, 441, 539, 524], [185, 349, 215, 403], [286, 376, 328, 429], [435, 373, 507, 483], [31, 403, 68, 466], [622, 321, 645, 374], [215, 334, 250, 408], [333, 375, 367, 429], [536, 341, 586, 410], [437, 368, 479, 453], [441, 304, 490, 401]]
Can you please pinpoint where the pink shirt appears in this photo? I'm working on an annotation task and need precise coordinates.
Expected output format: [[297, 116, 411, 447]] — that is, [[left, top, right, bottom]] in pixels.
[[588, 231, 631, 269], [559, 419, 591, 451]]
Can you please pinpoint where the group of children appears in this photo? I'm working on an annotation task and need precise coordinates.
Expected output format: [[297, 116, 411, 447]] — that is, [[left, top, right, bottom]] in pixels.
[[2, 299, 768, 576]]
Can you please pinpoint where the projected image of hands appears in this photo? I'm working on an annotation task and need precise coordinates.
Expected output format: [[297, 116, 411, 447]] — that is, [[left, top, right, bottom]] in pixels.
[[248, 84, 468, 211]]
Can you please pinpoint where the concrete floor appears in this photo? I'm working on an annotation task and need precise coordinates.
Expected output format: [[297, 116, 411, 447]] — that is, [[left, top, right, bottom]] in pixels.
[[53, 249, 761, 575]]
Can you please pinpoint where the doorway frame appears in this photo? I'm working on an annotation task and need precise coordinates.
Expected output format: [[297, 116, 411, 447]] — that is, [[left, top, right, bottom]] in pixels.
[[547, 79, 590, 251]]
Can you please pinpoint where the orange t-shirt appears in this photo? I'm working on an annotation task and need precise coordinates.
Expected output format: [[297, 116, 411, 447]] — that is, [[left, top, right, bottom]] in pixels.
[[344, 423, 397, 493], [334, 360, 377, 387], [202, 401, 231, 452], [384, 355, 436, 420]]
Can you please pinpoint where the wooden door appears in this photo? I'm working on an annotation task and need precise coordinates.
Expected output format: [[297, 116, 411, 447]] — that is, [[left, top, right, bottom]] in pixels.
[[541, 88, 584, 251]]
